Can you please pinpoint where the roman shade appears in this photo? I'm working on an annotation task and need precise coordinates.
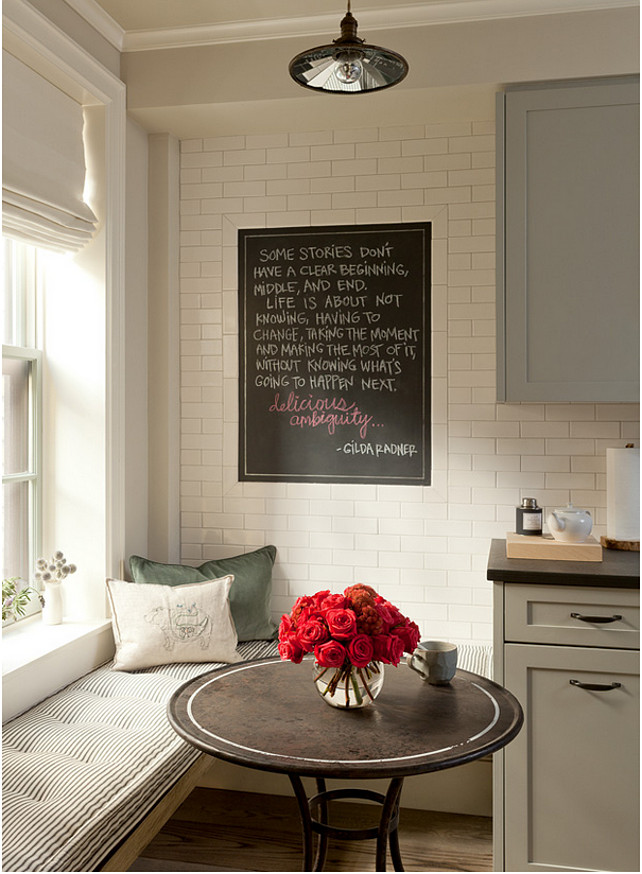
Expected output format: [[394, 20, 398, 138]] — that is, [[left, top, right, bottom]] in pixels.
[[2, 51, 98, 254]]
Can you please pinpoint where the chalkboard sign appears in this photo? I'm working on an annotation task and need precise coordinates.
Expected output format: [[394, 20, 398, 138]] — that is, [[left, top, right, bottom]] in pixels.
[[238, 222, 431, 485]]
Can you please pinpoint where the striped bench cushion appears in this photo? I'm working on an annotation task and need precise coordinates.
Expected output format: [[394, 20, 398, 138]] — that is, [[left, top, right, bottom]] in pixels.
[[2, 639, 279, 873], [457, 642, 493, 679]]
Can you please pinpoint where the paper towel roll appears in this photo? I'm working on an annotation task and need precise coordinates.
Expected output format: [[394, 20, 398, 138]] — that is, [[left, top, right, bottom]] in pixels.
[[606, 447, 640, 541]]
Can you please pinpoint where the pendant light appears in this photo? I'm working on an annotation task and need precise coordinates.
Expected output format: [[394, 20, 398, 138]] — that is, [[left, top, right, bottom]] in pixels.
[[289, 1, 409, 94]]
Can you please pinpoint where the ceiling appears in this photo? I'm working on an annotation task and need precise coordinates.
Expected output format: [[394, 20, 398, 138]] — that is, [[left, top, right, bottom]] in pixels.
[[74, 0, 637, 51], [90, 1, 458, 33], [73, 0, 637, 137]]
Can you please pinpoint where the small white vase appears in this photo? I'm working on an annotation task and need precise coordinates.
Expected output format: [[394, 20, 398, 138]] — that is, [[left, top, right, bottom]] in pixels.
[[42, 582, 63, 625]]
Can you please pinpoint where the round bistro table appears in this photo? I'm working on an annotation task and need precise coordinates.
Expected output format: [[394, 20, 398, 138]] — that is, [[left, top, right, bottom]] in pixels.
[[168, 656, 523, 872]]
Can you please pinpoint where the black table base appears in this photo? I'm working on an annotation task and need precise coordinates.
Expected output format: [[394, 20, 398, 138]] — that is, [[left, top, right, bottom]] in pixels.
[[288, 775, 405, 872]]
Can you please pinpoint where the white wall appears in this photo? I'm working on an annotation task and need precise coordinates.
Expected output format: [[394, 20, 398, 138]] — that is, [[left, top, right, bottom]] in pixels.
[[42, 104, 108, 623], [123, 117, 150, 571], [146, 133, 181, 564], [119, 4, 640, 648], [175, 100, 639, 647]]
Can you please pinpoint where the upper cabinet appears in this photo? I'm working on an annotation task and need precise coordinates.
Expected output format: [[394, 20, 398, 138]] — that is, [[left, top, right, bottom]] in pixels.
[[497, 78, 640, 403]]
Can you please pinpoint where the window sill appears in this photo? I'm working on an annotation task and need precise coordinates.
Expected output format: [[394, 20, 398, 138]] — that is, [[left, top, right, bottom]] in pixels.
[[2, 614, 114, 722]]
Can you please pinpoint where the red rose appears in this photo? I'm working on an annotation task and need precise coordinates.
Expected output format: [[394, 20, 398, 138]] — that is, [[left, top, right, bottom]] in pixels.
[[391, 620, 421, 654], [373, 633, 404, 665], [320, 592, 347, 611], [374, 601, 397, 632], [312, 589, 331, 609], [314, 639, 347, 668], [326, 608, 357, 639], [278, 614, 292, 638], [278, 635, 305, 664], [347, 634, 375, 668], [297, 617, 330, 652], [377, 598, 404, 626], [291, 595, 316, 626], [292, 595, 315, 613], [406, 620, 421, 652]]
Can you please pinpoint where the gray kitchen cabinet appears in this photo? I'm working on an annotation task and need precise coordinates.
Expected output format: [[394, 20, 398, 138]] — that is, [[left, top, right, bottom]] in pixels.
[[492, 579, 640, 872], [496, 78, 640, 402]]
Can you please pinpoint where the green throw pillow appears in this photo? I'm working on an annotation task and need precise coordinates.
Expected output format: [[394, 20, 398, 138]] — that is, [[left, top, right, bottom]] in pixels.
[[128, 545, 278, 642]]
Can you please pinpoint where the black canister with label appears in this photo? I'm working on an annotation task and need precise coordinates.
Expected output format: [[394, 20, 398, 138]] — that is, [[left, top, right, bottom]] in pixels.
[[516, 497, 543, 535]]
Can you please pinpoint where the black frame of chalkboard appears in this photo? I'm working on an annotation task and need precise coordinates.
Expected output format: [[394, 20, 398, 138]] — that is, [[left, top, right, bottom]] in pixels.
[[238, 222, 431, 485]]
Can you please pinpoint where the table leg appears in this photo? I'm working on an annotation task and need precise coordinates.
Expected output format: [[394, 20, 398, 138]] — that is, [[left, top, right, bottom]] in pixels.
[[289, 774, 314, 871], [313, 778, 329, 872], [376, 777, 405, 872]]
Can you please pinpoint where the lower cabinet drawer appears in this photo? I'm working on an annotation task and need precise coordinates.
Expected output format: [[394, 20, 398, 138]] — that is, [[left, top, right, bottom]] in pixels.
[[503, 643, 640, 872], [504, 584, 639, 648]]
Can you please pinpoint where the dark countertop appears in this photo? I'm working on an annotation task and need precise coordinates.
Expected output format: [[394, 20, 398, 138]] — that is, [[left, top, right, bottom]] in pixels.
[[487, 538, 640, 588]]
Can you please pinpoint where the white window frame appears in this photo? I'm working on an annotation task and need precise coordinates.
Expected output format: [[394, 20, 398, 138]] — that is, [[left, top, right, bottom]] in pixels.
[[2, 345, 43, 595], [4, 0, 126, 587], [3, 238, 43, 622], [2, 0, 126, 721], [4, 237, 37, 348]]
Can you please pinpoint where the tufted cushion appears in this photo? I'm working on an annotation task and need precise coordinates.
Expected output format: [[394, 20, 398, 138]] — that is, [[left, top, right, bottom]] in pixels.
[[1, 639, 279, 873]]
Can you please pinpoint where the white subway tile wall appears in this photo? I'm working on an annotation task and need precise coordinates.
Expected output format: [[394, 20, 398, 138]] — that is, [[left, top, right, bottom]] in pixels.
[[179, 121, 639, 646]]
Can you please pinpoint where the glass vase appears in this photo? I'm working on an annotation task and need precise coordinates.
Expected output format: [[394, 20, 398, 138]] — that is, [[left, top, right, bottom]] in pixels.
[[313, 660, 384, 709]]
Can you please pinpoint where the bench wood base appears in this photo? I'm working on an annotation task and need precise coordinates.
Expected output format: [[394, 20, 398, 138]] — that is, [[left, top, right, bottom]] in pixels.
[[98, 755, 212, 872]]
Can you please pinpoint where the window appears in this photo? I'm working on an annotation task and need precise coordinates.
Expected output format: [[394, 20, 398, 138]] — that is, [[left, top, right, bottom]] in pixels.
[[2, 239, 42, 619]]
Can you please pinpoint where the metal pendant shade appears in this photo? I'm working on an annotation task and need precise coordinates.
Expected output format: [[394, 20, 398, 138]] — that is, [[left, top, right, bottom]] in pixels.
[[289, 2, 409, 94]]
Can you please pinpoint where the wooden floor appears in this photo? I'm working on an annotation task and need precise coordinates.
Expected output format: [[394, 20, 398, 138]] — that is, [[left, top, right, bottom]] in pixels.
[[129, 788, 492, 872]]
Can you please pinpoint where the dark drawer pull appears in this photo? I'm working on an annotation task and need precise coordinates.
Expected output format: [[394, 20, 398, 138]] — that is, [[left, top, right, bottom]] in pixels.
[[570, 612, 623, 624], [570, 679, 622, 692]]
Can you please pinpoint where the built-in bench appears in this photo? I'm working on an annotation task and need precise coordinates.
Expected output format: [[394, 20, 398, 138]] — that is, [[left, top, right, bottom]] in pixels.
[[2, 641, 493, 872], [1, 639, 279, 873]]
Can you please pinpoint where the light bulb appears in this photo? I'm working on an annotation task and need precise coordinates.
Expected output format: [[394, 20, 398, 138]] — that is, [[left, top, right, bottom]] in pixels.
[[334, 49, 363, 85], [336, 57, 363, 84]]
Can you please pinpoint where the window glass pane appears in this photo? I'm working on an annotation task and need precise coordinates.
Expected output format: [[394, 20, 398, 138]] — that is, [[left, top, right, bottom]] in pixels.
[[3, 480, 30, 581], [3, 356, 31, 476]]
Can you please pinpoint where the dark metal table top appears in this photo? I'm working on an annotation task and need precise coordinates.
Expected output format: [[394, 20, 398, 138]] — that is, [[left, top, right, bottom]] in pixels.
[[168, 657, 523, 780]]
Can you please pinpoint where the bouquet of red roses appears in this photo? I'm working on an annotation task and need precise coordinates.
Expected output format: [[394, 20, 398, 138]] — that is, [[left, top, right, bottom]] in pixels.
[[278, 584, 420, 703]]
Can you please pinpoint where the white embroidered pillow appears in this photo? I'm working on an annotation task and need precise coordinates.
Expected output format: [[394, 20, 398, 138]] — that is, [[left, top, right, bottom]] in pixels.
[[106, 576, 241, 671]]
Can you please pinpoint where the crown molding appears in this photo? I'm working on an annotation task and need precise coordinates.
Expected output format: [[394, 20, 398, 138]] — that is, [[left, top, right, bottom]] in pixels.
[[122, 0, 637, 52], [60, 0, 638, 54], [61, 0, 125, 51]]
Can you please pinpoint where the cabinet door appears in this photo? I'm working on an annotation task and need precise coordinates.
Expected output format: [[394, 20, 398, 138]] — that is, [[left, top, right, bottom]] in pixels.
[[497, 79, 640, 402], [503, 644, 639, 872]]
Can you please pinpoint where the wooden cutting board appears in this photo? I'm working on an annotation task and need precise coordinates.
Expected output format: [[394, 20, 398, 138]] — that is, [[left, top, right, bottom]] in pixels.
[[506, 532, 603, 561]]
